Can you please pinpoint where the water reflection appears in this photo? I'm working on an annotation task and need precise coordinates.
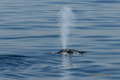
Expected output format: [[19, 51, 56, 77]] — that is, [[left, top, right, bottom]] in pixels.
[[61, 55, 71, 80], [62, 54, 82, 69], [62, 55, 70, 69], [61, 55, 81, 80]]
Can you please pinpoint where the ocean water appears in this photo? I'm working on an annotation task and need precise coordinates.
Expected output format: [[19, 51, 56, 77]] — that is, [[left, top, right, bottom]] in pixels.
[[0, 0, 120, 80]]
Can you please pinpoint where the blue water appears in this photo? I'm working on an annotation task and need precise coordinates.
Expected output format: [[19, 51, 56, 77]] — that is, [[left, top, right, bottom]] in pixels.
[[0, 0, 120, 80]]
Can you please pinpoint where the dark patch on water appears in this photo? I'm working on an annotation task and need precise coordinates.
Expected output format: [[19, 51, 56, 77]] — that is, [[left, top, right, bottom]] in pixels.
[[92, 0, 120, 3], [0, 35, 60, 40]]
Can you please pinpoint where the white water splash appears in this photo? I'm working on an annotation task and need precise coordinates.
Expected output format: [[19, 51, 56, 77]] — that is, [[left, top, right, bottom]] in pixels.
[[58, 7, 75, 49]]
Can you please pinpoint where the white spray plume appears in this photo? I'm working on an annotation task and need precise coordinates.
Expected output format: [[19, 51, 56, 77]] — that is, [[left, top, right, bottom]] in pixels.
[[58, 6, 75, 49]]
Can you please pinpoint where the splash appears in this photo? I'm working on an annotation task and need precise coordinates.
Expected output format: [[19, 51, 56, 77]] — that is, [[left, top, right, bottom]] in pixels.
[[58, 7, 75, 49]]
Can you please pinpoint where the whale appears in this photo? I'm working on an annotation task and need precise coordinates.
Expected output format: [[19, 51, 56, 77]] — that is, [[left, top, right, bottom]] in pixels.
[[47, 49, 84, 55], [57, 49, 84, 55]]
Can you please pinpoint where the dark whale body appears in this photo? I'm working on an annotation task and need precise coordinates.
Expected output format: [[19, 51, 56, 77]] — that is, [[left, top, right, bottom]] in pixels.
[[57, 49, 84, 55], [47, 49, 84, 55]]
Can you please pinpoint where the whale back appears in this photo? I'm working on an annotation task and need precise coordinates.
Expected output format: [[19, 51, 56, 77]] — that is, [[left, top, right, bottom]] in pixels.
[[57, 49, 83, 54]]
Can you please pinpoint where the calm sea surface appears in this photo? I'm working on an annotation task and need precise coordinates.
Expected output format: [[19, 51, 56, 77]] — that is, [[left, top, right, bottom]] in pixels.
[[0, 0, 120, 80]]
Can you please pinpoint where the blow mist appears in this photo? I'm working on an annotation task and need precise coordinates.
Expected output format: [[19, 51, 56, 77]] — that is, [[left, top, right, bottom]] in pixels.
[[58, 6, 75, 49], [48, 7, 84, 55]]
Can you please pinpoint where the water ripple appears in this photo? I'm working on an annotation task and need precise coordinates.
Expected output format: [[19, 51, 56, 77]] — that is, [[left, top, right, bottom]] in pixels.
[[0, 0, 120, 80], [0, 35, 59, 40]]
